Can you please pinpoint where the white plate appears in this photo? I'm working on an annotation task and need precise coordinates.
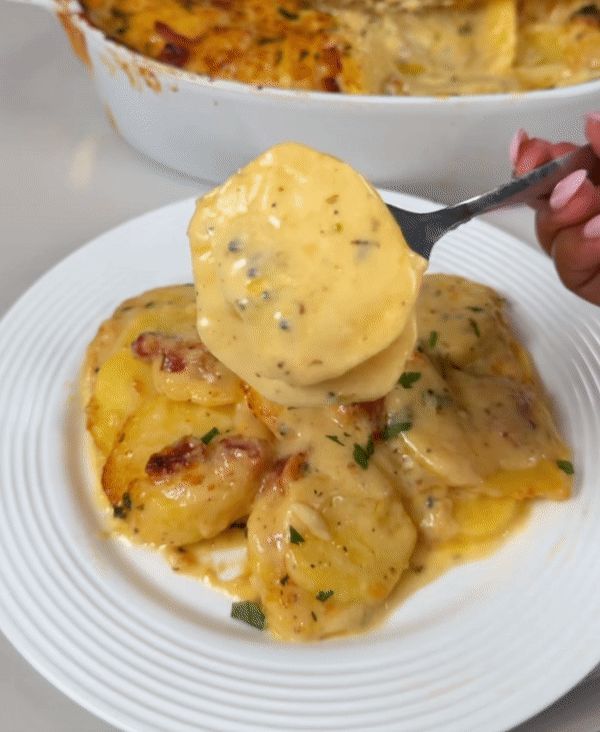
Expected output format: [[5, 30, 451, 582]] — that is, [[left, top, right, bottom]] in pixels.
[[0, 192, 599, 732]]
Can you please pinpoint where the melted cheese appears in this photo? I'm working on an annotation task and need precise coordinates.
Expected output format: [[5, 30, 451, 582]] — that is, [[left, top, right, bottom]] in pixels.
[[188, 143, 425, 406]]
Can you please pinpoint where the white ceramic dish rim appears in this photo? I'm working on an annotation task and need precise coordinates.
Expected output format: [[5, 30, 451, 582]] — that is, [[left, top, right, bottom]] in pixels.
[[23, 0, 600, 106]]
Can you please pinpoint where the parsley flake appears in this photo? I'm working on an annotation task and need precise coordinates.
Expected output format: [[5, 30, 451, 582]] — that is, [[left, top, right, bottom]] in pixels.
[[469, 318, 481, 338], [398, 371, 422, 389], [428, 330, 439, 349], [289, 526, 305, 544], [556, 459, 574, 475], [467, 306, 484, 313], [231, 601, 266, 630], [383, 422, 412, 440], [353, 435, 374, 470], [326, 434, 345, 446], [201, 427, 220, 444], [316, 590, 334, 602]]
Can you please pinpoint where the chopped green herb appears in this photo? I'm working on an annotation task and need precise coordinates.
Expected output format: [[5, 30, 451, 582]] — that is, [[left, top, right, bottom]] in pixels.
[[469, 318, 481, 338], [201, 427, 220, 444], [556, 459, 574, 475], [353, 444, 369, 469], [398, 371, 422, 389], [231, 601, 266, 630], [289, 526, 305, 544], [383, 422, 412, 440], [278, 6, 299, 19], [316, 589, 334, 602], [428, 330, 439, 349], [325, 434, 345, 446], [353, 435, 374, 470], [467, 306, 484, 313]]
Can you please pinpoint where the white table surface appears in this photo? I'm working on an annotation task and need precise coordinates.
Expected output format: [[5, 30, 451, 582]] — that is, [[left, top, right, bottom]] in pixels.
[[2, 4, 600, 730]]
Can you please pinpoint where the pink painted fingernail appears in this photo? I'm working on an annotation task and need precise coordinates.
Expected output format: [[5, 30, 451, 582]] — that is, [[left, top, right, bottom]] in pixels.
[[583, 213, 600, 239], [509, 128, 528, 167], [549, 169, 587, 211], [586, 112, 600, 125]]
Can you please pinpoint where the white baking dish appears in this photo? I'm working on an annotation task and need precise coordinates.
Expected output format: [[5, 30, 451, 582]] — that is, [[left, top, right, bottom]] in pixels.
[[13, 0, 600, 198]]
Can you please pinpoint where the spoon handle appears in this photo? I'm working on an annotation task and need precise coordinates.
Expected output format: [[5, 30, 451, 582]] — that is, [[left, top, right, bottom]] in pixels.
[[443, 143, 597, 229], [393, 143, 600, 259]]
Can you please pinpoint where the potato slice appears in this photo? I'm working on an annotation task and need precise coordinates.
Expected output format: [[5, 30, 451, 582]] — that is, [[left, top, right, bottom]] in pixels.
[[481, 460, 571, 502], [416, 274, 532, 382], [247, 452, 416, 640], [102, 396, 272, 545], [86, 348, 153, 457], [452, 494, 519, 540], [131, 331, 243, 406], [475, 0, 517, 75], [384, 351, 480, 486], [84, 285, 243, 456], [447, 369, 570, 479]]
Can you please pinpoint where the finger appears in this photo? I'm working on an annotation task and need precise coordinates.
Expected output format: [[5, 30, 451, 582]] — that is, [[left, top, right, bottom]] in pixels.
[[516, 139, 579, 177], [513, 136, 553, 176], [585, 112, 600, 158], [525, 141, 580, 213], [584, 113, 600, 185], [510, 128, 579, 175], [535, 174, 600, 255], [548, 141, 579, 159], [552, 219, 600, 305]]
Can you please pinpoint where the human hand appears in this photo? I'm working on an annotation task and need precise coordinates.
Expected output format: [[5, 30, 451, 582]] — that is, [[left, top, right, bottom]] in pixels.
[[510, 113, 600, 305]]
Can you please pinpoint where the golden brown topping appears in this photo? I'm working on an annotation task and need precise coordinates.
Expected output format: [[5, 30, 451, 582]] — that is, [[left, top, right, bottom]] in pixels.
[[80, 0, 600, 95], [146, 432, 272, 482], [146, 435, 206, 478]]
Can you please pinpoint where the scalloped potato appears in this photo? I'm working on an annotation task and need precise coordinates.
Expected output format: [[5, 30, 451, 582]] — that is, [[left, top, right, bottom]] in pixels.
[[81, 0, 600, 95], [83, 271, 573, 640], [247, 454, 416, 640]]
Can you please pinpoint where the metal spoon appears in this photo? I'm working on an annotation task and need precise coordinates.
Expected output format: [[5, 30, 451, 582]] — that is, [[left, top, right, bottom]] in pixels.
[[389, 144, 598, 259]]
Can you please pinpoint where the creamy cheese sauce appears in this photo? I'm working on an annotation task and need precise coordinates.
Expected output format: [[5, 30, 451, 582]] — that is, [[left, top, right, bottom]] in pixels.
[[188, 143, 425, 406]]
